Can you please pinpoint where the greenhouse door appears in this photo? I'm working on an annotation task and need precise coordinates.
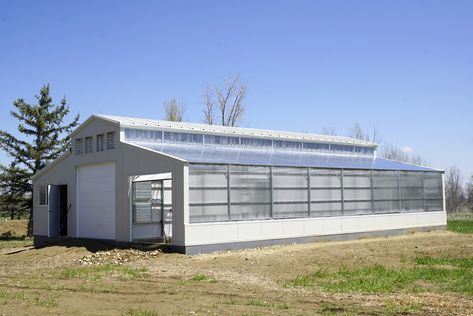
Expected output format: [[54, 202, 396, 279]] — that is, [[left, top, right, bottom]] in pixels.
[[131, 173, 172, 241]]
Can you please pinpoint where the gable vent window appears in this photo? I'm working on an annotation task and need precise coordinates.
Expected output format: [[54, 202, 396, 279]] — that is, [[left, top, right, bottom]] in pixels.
[[75, 138, 83, 155], [107, 132, 116, 150], [85, 137, 93, 154], [96, 134, 104, 152]]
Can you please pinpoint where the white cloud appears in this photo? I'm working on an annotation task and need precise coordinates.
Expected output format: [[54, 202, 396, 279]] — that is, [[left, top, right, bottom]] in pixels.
[[401, 146, 413, 153]]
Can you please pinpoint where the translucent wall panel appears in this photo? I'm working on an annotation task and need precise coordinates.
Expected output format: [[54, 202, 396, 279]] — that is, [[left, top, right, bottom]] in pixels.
[[272, 167, 309, 218], [230, 165, 271, 220], [190, 205, 229, 222], [343, 170, 372, 215], [189, 165, 228, 223], [164, 132, 203, 144], [424, 172, 443, 211], [310, 169, 343, 217], [125, 129, 162, 142], [372, 170, 399, 214], [273, 140, 302, 150], [400, 171, 423, 212], [204, 135, 239, 146], [188, 163, 444, 224], [230, 204, 271, 220], [311, 202, 343, 217]]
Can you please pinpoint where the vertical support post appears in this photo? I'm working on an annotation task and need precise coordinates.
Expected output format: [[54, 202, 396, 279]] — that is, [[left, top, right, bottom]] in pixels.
[[340, 169, 345, 215], [307, 167, 311, 217], [370, 169, 374, 214], [422, 171, 425, 212], [398, 170, 402, 212], [269, 165, 274, 219], [227, 164, 231, 221]]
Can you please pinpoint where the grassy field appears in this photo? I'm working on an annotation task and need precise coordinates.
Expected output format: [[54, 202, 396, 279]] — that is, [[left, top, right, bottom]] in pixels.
[[0, 219, 472, 315]]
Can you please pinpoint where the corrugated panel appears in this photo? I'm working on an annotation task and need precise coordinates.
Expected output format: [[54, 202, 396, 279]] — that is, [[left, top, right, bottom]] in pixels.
[[96, 114, 375, 146], [129, 141, 440, 172]]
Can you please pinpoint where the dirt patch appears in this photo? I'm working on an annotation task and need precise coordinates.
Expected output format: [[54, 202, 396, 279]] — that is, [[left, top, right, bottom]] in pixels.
[[0, 230, 472, 315]]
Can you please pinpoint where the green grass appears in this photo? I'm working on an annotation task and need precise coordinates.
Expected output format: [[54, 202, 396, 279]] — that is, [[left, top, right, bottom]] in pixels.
[[35, 296, 59, 308], [287, 263, 473, 295], [190, 273, 217, 283], [414, 256, 473, 268], [447, 219, 473, 234], [58, 264, 147, 280]]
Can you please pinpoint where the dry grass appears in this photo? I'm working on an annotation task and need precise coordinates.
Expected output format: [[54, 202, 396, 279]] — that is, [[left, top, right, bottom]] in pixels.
[[0, 228, 472, 315]]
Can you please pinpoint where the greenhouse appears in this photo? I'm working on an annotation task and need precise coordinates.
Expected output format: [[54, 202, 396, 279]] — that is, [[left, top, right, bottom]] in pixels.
[[32, 115, 446, 254]]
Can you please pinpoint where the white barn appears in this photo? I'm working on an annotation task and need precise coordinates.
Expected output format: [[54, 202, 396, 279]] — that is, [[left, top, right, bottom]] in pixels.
[[32, 115, 447, 254]]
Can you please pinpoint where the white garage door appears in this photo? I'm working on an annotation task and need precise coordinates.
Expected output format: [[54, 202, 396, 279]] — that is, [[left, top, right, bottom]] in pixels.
[[77, 162, 116, 240]]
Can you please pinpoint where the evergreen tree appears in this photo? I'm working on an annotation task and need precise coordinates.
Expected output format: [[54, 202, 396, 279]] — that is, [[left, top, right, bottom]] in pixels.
[[0, 162, 30, 220], [0, 84, 79, 235]]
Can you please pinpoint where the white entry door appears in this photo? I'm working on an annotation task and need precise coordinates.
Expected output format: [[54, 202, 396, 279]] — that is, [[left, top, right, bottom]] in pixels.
[[76, 162, 116, 239]]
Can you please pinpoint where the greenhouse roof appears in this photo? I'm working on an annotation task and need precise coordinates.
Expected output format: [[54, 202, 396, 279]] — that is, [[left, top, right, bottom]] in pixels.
[[96, 114, 376, 147], [128, 141, 441, 172]]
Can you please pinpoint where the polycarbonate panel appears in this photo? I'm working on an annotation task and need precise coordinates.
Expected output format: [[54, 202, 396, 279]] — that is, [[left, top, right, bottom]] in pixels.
[[424, 172, 442, 200], [343, 188, 371, 201], [311, 202, 343, 217], [373, 200, 399, 213], [230, 204, 271, 220], [272, 167, 308, 188], [230, 165, 270, 188], [373, 188, 398, 200], [125, 129, 162, 142], [400, 172, 423, 201], [129, 142, 438, 171], [189, 189, 227, 204], [311, 189, 341, 201], [273, 140, 302, 150], [164, 131, 203, 144], [303, 142, 330, 152], [151, 205, 162, 222], [401, 199, 423, 211], [343, 170, 372, 188], [204, 135, 239, 146], [189, 164, 227, 188], [273, 203, 308, 218], [344, 201, 372, 214], [189, 205, 228, 222], [310, 169, 341, 188], [240, 137, 272, 148], [273, 189, 308, 202], [331, 144, 355, 154], [231, 189, 271, 203], [425, 199, 443, 211]]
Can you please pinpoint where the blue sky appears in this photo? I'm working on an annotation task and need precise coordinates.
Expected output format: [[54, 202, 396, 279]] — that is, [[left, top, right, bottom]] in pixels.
[[1, 0, 472, 177]]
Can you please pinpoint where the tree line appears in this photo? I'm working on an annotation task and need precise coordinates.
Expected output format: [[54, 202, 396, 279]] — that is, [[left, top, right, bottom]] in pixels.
[[1, 78, 471, 236]]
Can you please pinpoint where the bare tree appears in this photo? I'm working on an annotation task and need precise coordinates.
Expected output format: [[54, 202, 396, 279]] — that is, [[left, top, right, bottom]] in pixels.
[[163, 98, 186, 122], [202, 87, 215, 125], [445, 166, 465, 213], [347, 122, 382, 143], [466, 175, 473, 211], [202, 75, 247, 126], [320, 127, 337, 136]]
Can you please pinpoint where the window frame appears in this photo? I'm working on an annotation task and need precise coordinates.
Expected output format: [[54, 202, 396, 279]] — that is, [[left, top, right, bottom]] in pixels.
[[107, 132, 116, 150], [84, 136, 93, 154], [38, 185, 48, 206], [96, 134, 105, 152], [75, 138, 83, 155]]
